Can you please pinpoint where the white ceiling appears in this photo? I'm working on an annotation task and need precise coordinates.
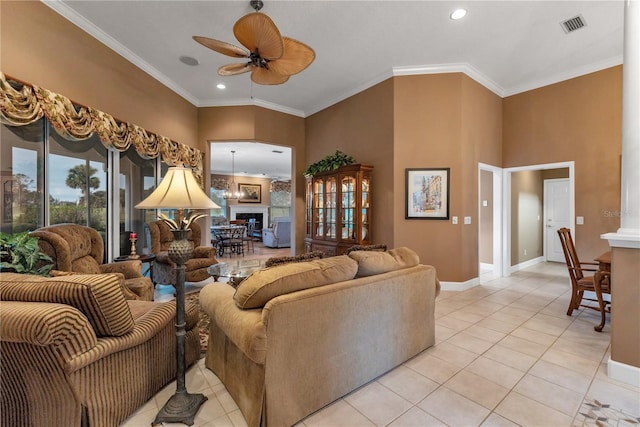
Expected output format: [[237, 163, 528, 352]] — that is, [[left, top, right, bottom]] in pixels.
[[44, 0, 625, 179]]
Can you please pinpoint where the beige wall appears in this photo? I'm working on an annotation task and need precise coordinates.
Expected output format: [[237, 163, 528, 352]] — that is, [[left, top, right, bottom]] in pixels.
[[306, 79, 395, 252], [503, 67, 623, 262], [511, 170, 544, 265], [394, 74, 502, 282], [0, 1, 198, 146]]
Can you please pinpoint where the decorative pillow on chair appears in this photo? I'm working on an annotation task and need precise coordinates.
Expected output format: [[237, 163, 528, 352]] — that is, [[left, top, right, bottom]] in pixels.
[[264, 251, 325, 268]]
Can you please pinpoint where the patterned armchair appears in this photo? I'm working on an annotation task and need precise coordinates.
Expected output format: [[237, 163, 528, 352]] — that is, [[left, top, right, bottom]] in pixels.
[[147, 220, 218, 285], [30, 223, 154, 301], [0, 271, 200, 427]]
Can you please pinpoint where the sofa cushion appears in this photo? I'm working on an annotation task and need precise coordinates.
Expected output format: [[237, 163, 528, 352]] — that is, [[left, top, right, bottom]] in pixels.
[[348, 246, 420, 277], [234, 255, 358, 309], [0, 272, 135, 337]]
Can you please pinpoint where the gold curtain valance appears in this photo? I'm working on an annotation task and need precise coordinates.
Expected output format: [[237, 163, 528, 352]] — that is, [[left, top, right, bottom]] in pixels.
[[211, 178, 229, 191], [270, 180, 291, 193], [0, 72, 203, 182]]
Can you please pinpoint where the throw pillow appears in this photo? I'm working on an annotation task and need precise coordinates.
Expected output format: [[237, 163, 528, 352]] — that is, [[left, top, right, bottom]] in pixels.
[[0, 272, 135, 337], [345, 244, 387, 255], [234, 255, 357, 309], [264, 251, 324, 268], [348, 246, 420, 277]]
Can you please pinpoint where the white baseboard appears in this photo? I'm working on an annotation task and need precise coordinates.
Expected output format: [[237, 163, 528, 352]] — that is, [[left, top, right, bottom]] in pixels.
[[440, 277, 480, 291], [608, 358, 640, 388], [480, 262, 493, 271], [509, 256, 545, 274]]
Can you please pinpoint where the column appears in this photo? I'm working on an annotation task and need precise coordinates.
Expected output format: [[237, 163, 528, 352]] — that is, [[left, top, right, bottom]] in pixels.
[[602, 0, 640, 388]]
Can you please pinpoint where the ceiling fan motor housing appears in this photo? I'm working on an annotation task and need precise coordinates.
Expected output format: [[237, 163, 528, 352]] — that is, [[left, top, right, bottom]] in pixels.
[[250, 0, 264, 12]]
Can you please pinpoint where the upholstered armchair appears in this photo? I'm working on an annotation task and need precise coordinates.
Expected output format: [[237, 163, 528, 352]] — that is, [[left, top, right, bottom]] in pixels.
[[147, 219, 218, 285], [262, 217, 291, 248], [30, 223, 154, 301], [0, 271, 200, 427]]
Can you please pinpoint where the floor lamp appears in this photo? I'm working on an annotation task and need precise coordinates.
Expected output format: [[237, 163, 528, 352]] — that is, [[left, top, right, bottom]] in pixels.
[[136, 165, 220, 425]]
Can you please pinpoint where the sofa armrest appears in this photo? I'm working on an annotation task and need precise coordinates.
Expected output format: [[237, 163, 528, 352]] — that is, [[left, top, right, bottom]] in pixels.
[[101, 260, 143, 278], [1, 301, 97, 353], [193, 246, 217, 260]]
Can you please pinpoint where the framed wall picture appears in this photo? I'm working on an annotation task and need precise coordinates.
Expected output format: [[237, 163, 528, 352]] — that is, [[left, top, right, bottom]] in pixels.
[[405, 168, 450, 220], [238, 183, 261, 203]]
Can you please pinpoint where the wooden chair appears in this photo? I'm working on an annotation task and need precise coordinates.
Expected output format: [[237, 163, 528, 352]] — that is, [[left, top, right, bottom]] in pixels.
[[557, 227, 611, 331]]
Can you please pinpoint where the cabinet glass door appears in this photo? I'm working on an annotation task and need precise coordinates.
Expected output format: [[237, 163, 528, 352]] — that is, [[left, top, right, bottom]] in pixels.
[[325, 177, 337, 239], [313, 179, 324, 238], [341, 175, 356, 240], [361, 177, 370, 242]]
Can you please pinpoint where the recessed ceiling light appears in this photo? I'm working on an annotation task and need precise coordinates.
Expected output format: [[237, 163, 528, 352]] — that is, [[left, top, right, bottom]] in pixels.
[[179, 55, 199, 66], [450, 8, 467, 20], [216, 83, 226, 90]]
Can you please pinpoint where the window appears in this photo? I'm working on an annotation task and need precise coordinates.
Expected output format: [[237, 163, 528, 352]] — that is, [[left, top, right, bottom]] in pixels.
[[210, 188, 227, 225], [270, 190, 291, 219], [1, 120, 45, 233]]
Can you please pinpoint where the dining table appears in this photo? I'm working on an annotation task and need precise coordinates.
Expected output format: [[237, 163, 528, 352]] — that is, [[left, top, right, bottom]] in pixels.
[[211, 225, 246, 257]]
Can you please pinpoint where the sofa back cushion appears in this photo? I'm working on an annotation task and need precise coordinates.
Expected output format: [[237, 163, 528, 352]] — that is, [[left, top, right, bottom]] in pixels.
[[348, 246, 420, 277], [234, 255, 358, 309], [0, 272, 134, 337]]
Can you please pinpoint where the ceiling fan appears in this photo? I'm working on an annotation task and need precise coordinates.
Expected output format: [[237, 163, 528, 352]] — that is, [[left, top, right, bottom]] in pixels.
[[193, 0, 315, 85]]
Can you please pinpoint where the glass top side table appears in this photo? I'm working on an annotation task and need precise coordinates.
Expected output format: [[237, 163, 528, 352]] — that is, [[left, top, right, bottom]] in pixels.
[[207, 259, 266, 287]]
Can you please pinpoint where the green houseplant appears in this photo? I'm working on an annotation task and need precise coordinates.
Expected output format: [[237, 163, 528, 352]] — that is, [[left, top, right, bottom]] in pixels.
[[303, 150, 356, 177], [0, 231, 54, 276]]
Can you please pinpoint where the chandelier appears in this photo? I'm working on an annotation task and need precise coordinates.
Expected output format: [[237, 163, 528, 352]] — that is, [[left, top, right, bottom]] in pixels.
[[223, 150, 244, 200]]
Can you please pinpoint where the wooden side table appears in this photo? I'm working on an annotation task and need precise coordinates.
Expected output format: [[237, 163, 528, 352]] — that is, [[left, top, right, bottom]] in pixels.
[[114, 254, 156, 284]]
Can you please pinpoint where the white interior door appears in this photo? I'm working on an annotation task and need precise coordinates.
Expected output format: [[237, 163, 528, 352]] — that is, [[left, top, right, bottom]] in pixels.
[[544, 179, 570, 262]]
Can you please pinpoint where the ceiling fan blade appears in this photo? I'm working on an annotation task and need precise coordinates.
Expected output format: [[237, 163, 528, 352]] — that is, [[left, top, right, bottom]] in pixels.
[[234, 12, 284, 60], [193, 36, 249, 58], [268, 37, 316, 76], [251, 67, 289, 85], [218, 63, 255, 76]]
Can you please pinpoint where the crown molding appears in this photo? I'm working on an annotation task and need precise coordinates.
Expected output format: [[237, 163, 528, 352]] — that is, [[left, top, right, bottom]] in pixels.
[[502, 55, 623, 97], [393, 63, 506, 97], [42, 0, 200, 106]]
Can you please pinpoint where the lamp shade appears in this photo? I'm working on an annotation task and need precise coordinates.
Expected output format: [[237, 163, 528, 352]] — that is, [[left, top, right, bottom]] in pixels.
[[135, 166, 220, 210]]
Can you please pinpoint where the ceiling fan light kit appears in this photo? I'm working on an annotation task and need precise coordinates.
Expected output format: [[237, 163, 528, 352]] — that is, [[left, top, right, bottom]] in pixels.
[[193, 1, 315, 85]]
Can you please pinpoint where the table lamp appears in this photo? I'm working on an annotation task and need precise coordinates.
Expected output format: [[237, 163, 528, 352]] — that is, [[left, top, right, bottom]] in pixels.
[[135, 165, 220, 425]]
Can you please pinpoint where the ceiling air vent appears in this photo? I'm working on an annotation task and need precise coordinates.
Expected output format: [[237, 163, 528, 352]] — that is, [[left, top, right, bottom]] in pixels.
[[561, 15, 586, 34]]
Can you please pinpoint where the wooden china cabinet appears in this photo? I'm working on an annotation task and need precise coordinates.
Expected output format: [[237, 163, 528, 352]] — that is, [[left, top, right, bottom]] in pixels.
[[304, 164, 373, 256]]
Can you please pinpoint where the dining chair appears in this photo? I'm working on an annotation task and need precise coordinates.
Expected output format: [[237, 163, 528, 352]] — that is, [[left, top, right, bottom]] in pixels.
[[557, 227, 611, 331]]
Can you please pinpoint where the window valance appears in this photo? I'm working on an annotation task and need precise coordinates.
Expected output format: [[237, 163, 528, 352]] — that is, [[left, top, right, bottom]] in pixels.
[[0, 72, 203, 183], [270, 180, 291, 193]]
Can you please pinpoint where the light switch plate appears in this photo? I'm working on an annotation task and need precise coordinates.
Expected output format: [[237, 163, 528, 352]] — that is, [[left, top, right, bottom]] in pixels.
[[482, 200, 488, 207], [452, 216, 458, 224], [464, 216, 471, 224], [577, 216, 584, 225]]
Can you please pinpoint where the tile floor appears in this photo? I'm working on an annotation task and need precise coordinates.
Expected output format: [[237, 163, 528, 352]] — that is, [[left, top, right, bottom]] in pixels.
[[123, 261, 640, 427]]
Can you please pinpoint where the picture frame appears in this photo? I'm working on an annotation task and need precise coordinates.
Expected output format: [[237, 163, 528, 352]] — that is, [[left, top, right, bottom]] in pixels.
[[405, 168, 450, 220], [238, 183, 261, 203]]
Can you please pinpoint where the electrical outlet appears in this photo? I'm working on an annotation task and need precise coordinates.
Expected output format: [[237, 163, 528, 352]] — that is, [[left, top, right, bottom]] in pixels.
[[464, 216, 471, 224], [452, 216, 458, 225]]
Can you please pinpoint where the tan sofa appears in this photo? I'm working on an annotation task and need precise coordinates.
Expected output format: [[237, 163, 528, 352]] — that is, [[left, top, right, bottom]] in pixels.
[[199, 247, 439, 427], [0, 271, 201, 427]]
